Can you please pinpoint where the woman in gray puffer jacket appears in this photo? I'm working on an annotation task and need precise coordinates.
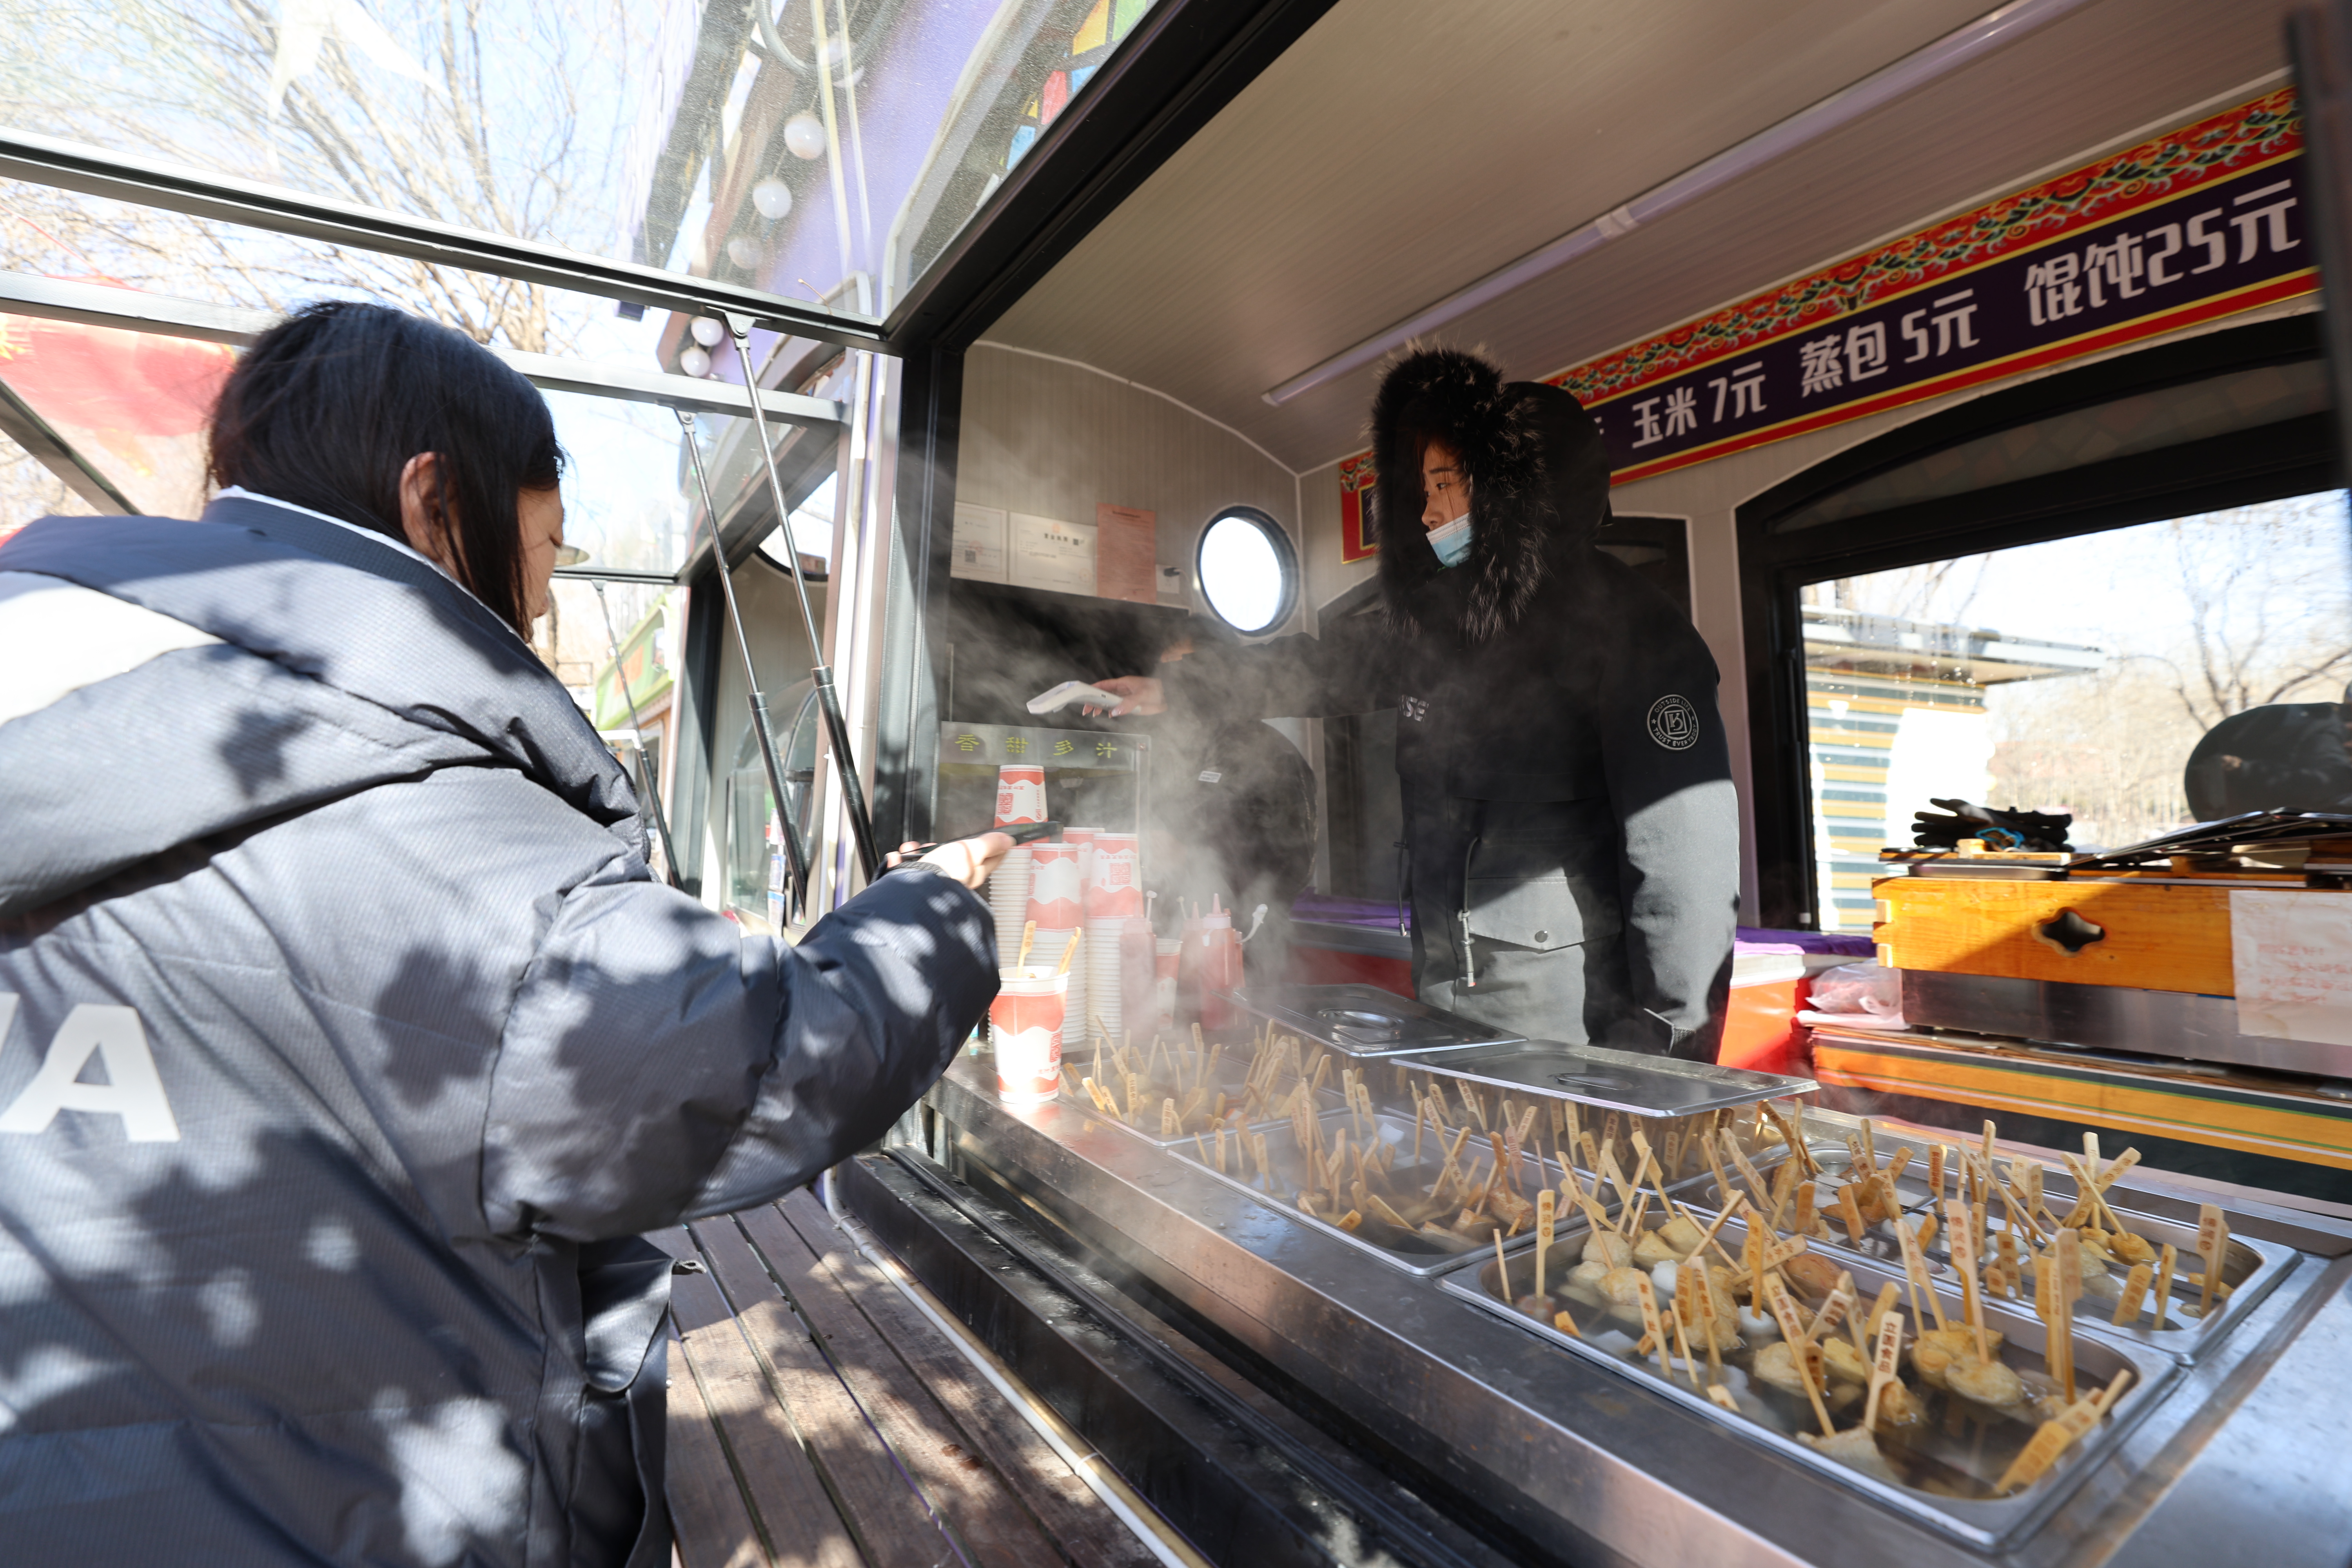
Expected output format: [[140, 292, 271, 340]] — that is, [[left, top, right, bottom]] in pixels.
[[0, 302, 1004, 1567]]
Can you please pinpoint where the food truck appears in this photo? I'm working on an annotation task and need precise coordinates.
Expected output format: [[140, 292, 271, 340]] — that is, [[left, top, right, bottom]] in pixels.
[[5, 0, 2352, 1561]]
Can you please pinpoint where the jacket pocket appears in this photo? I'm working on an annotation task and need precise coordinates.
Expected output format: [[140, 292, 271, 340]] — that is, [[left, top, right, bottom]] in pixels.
[[1463, 875, 1584, 952]]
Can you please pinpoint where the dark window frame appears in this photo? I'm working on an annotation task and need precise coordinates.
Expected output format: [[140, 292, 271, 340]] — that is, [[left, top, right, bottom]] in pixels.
[[1736, 314, 2339, 928]]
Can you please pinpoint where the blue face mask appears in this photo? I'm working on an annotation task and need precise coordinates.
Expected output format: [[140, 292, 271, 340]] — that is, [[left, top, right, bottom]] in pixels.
[[1427, 513, 1473, 568]]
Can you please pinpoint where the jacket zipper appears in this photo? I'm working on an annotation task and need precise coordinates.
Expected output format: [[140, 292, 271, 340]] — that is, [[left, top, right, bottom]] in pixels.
[[1457, 832, 1481, 989]]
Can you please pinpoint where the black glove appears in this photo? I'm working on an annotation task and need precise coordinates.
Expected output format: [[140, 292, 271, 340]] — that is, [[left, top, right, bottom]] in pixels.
[[1910, 798, 2073, 852]]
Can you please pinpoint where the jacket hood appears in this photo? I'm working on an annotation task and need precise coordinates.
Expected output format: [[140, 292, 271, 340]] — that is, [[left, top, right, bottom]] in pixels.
[[0, 495, 639, 917], [1371, 348, 1612, 643]]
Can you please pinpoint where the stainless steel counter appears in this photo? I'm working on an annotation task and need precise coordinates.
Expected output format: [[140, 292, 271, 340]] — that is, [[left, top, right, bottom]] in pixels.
[[902, 1052, 2352, 1567]]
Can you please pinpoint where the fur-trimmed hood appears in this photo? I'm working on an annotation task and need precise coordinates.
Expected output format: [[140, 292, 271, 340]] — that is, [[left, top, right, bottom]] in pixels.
[[1372, 348, 1610, 643]]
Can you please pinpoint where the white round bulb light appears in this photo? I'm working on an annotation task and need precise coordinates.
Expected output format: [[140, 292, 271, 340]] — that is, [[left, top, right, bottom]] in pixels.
[[751, 178, 792, 220], [690, 316, 724, 348], [679, 345, 711, 378], [783, 113, 826, 160]]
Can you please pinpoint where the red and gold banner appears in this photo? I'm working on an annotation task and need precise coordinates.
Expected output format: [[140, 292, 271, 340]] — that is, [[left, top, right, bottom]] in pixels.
[[1336, 88, 2313, 545]]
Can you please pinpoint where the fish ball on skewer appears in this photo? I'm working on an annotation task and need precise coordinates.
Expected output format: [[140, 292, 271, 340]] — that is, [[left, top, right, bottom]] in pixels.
[[1945, 1354, 2027, 1413], [1584, 1231, 1633, 1269]]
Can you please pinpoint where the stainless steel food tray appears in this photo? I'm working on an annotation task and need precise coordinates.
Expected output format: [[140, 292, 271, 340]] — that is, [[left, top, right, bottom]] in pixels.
[[1396, 1038, 1817, 1118], [1694, 1137, 2302, 1361], [1168, 1106, 1554, 1277], [1055, 1054, 1345, 1148], [1222, 982, 1522, 1056], [1435, 1204, 2177, 1550]]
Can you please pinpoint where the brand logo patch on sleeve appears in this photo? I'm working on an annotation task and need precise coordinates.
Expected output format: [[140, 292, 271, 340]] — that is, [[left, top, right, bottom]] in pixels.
[[1646, 694, 1700, 751]]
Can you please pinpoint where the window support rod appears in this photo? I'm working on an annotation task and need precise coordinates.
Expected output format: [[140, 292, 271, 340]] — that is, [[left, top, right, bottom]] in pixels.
[[677, 408, 813, 923], [727, 314, 884, 886], [590, 578, 683, 892]]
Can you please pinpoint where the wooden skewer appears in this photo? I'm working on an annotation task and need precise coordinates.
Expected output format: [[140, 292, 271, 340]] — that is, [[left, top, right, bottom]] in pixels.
[[1858, 1280, 1896, 1353], [2111, 1262, 2153, 1327], [1685, 1191, 1748, 1269], [1804, 1272, 1857, 1343], [1634, 1273, 1671, 1375], [1945, 1203, 1989, 1361], [2151, 1242, 2178, 1330], [1864, 1307, 1904, 1433], [1895, 1211, 1942, 1330], [1056, 930, 1081, 975], [2054, 1227, 2082, 1401], [1766, 1280, 1836, 1438], [1835, 1182, 1866, 1245], [1670, 1283, 1701, 1392], [1535, 1189, 1556, 1302], [1492, 1229, 1511, 1303], [1016, 920, 1037, 971], [2197, 1203, 2228, 1325]]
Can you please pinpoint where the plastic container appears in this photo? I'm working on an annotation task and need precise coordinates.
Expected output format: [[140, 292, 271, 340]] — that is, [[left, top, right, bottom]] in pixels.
[[991, 968, 1068, 1105]]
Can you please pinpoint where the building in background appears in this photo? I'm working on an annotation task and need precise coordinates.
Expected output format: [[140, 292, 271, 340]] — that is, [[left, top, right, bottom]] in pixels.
[[1804, 605, 2101, 931]]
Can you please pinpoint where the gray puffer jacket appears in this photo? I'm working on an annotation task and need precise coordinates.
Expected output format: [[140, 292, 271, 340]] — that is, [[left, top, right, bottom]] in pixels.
[[0, 495, 997, 1566]]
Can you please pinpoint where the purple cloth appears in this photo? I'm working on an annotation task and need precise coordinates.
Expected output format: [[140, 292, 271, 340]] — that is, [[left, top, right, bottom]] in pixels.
[[1291, 893, 1410, 929], [1739, 925, 1873, 956]]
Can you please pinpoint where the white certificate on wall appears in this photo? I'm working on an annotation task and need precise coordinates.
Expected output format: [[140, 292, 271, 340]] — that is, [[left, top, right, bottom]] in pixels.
[[1011, 512, 1096, 596], [950, 503, 1009, 582]]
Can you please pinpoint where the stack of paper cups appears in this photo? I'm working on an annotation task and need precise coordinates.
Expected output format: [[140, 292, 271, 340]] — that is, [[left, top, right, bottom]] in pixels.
[[987, 764, 1047, 965], [1024, 843, 1084, 1052], [1063, 826, 1097, 891], [1085, 833, 1142, 1048]]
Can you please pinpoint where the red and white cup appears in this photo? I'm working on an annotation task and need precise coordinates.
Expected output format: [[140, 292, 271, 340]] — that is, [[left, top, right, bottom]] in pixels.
[[1063, 825, 1097, 884], [991, 970, 1068, 1105], [1025, 843, 1083, 929], [1085, 833, 1142, 918], [995, 764, 1047, 826]]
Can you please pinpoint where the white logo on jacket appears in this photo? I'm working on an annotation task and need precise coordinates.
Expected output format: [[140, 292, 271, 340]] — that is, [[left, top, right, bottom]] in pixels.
[[0, 994, 181, 1142], [1646, 694, 1700, 751], [1401, 696, 1429, 722]]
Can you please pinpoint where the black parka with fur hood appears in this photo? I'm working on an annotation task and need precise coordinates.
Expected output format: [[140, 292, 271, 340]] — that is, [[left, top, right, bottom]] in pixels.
[[1160, 350, 1737, 1056]]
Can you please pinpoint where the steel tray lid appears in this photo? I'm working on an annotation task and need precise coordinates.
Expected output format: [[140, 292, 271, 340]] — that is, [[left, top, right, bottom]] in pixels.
[[1394, 1040, 1816, 1116], [1223, 983, 1524, 1055]]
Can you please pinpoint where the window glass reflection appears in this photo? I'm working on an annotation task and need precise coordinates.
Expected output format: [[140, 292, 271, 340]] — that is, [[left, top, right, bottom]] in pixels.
[[1803, 492, 2352, 931]]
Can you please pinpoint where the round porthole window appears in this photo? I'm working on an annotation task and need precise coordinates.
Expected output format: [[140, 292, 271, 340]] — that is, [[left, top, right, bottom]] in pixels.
[[1195, 507, 1297, 635]]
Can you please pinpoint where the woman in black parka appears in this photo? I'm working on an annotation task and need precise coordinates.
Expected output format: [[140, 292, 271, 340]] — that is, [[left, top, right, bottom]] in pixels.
[[0, 302, 1005, 1568], [1095, 348, 1738, 1056]]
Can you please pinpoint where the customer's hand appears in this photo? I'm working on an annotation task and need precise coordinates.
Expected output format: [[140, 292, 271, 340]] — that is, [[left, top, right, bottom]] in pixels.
[[1084, 675, 1164, 717], [891, 833, 1011, 890]]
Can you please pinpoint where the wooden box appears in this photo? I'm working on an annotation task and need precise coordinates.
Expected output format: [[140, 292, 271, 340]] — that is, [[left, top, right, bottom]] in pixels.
[[1873, 876, 2233, 996]]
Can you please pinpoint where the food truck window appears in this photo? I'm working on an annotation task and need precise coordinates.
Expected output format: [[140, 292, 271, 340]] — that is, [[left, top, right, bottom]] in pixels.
[[1799, 490, 2352, 933], [1196, 507, 1297, 635], [1737, 318, 2343, 928]]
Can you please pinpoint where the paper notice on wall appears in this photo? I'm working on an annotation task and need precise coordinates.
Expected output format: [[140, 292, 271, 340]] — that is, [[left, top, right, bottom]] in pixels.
[[2231, 889, 2352, 1047], [951, 503, 1008, 582], [1011, 512, 1096, 596], [1095, 504, 1158, 603]]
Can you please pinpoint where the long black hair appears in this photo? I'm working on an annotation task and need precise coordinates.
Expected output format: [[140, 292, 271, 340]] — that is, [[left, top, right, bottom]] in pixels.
[[207, 301, 563, 632]]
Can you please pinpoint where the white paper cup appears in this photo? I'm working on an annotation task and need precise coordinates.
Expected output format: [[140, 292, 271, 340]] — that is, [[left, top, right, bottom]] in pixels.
[[991, 969, 1068, 1105]]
